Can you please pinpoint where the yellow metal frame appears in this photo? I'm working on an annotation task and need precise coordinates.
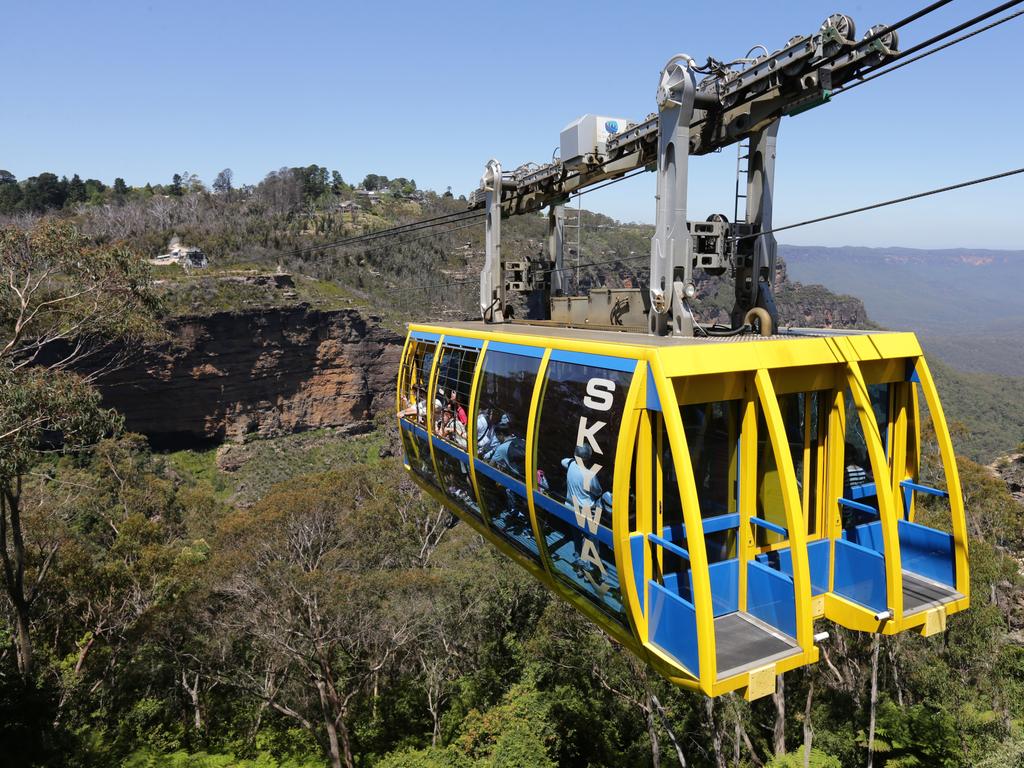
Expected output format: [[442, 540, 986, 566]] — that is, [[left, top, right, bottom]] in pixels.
[[399, 322, 970, 694]]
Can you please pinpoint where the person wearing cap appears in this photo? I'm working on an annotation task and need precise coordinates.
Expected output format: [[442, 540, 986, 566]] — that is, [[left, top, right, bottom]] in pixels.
[[562, 443, 604, 508], [482, 413, 512, 461]]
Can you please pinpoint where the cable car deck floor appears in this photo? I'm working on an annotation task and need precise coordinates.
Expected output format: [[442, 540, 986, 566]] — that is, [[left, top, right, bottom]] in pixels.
[[714, 612, 801, 680], [903, 571, 962, 615]]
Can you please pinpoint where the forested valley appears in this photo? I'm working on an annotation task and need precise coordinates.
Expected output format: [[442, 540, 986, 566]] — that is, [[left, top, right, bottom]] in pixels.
[[3, 166, 1024, 768]]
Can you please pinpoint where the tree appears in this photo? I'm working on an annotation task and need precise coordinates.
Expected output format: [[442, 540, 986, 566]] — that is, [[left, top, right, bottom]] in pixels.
[[330, 171, 348, 194], [212, 168, 233, 195], [67, 174, 87, 204], [169, 174, 184, 196], [84, 178, 107, 203], [20, 173, 68, 212], [0, 219, 159, 678], [113, 178, 129, 196], [0, 171, 20, 213], [204, 466, 442, 768], [361, 174, 387, 191]]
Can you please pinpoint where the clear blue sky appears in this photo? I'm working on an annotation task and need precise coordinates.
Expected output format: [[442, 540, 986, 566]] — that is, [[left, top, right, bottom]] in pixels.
[[3, 0, 1022, 248]]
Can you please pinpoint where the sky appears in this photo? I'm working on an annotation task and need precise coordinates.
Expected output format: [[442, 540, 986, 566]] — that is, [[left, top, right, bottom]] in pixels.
[[2, 0, 1022, 249]]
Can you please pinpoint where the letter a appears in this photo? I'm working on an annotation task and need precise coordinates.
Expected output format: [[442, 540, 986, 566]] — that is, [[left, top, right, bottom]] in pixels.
[[580, 538, 608, 576]]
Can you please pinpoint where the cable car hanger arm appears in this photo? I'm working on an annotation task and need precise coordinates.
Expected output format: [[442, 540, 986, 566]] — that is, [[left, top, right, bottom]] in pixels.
[[469, 12, 901, 336]]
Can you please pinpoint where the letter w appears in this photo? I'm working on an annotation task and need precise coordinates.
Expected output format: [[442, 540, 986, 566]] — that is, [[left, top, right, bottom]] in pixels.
[[572, 496, 602, 534]]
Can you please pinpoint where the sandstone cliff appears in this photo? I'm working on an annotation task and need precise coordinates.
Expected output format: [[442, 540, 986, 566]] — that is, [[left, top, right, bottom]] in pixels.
[[96, 307, 402, 448]]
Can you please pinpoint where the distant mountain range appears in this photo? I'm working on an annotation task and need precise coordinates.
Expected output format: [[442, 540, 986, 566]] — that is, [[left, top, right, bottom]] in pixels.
[[780, 245, 1024, 377]]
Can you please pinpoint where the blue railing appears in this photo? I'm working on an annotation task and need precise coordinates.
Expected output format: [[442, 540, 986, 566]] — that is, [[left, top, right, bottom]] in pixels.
[[648, 533, 690, 561], [749, 517, 788, 537], [838, 497, 879, 516], [900, 480, 948, 520]]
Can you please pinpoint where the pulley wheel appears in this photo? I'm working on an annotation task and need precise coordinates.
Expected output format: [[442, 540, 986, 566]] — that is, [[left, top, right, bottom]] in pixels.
[[820, 13, 856, 58], [744, 307, 774, 337], [865, 24, 899, 53]]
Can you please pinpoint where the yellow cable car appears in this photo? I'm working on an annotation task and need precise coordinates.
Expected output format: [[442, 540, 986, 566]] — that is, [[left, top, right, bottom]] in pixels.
[[396, 323, 968, 700]]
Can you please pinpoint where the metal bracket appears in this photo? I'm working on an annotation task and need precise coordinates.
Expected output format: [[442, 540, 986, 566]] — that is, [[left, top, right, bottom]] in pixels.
[[480, 159, 505, 322], [650, 54, 698, 337], [548, 202, 567, 296]]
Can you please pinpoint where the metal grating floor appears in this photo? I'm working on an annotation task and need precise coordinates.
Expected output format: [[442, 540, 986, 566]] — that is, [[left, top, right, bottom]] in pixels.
[[903, 571, 961, 615], [715, 612, 800, 679]]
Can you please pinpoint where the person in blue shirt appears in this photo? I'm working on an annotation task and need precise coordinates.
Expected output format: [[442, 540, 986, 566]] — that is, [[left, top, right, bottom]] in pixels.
[[561, 443, 603, 508]]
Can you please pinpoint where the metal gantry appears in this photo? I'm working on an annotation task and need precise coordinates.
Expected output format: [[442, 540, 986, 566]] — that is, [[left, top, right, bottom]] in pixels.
[[470, 12, 901, 336]]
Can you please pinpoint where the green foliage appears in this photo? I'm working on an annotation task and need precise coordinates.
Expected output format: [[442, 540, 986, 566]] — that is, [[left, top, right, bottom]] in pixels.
[[458, 682, 558, 766], [375, 746, 474, 768], [766, 748, 841, 768], [927, 357, 1024, 462], [856, 697, 961, 768], [123, 750, 322, 768]]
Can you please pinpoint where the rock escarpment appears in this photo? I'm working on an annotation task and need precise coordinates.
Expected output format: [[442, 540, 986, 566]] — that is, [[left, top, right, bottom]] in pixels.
[[96, 307, 402, 448], [992, 453, 1024, 505]]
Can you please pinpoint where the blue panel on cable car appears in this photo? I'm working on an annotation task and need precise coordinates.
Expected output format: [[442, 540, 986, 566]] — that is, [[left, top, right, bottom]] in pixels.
[[833, 539, 887, 612], [898, 520, 956, 587], [411, 331, 441, 342], [549, 349, 637, 373], [649, 581, 700, 677], [487, 341, 545, 358], [646, 368, 662, 411], [441, 336, 484, 349]]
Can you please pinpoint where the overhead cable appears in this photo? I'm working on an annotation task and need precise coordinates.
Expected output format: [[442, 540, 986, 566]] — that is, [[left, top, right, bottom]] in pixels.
[[737, 166, 1024, 241], [835, 3, 1024, 95], [281, 207, 484, 259]]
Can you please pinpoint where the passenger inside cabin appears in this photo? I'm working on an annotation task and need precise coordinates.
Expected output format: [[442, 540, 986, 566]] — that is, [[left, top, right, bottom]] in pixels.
[[476, 407, 497, 455], [440, 405, 468, 449], [448, 390, 468, 427], [399, 384, 429, 423], [561, 444, 612, 529], [843, 441, 870, 494], [491, 438, 530, 534], [480, 413, 512, 462]]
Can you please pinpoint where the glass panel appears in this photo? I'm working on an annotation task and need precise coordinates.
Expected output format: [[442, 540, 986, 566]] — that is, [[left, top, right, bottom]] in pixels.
[[773, 392, 822, 537], [755, 405, 789, 548], [435, 447, 481, 520], [433, 344, 477, 450], [399, 340, 438, 487], [534, 359, 633, 623], [398, 340, 437, 428], [841, 383, 890, 531], [474, 350, 542, 559], [657, 418, 692, 600], [681, 400, 741, 560], [408, 428, 438, 488]]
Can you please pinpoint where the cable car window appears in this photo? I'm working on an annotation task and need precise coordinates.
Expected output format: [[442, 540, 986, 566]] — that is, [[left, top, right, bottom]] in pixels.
[[433, 342, 481, 519], [434, 344, 477, 449], [399, 339, 437, 427], [755, 405, 790, 548], [534, 358, 634, 624], [681, 400, 740, 561], [764, 393, 822, 538], [842, 383, 889, 524], [656, 417, 692, 601], [398, 339, 438, 487], [474, 350, 542, 559]]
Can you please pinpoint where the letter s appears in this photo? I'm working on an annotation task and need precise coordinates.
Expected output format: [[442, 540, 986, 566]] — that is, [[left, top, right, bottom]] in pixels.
[[584, 378, 616, 411]]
